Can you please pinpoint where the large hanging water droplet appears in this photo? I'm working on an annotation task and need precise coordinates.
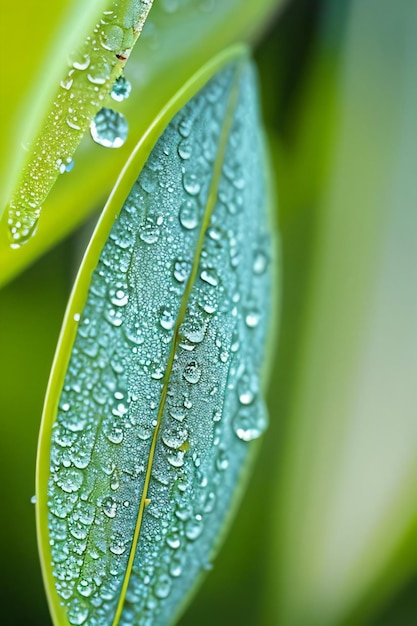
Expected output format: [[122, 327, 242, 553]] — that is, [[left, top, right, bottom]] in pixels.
[[90, 108, 128, 148], [111, 75, 132, 102], [233, 403, 267, 442]]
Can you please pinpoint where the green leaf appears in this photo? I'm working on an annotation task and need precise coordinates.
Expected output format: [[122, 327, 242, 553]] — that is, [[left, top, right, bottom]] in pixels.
[[0, 0, 286, 287], [36, 48, 276, 626], [271, 2, 417, 625], [4, 0, 154, 247]]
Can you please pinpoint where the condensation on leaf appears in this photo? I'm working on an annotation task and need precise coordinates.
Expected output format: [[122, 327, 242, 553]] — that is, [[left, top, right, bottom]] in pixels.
[[39, 56, 274, 626]]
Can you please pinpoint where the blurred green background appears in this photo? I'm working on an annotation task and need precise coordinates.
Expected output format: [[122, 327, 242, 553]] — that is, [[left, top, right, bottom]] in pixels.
[[1, 0, 417, 624]]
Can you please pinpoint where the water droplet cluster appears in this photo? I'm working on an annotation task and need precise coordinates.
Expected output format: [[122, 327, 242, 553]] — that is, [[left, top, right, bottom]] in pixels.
[[7, 0, 153, 247], [46, 59, 272, 625]]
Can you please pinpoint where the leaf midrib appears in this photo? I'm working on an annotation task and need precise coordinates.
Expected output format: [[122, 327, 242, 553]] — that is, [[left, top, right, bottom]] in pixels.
[[111, 64, 242, 625]]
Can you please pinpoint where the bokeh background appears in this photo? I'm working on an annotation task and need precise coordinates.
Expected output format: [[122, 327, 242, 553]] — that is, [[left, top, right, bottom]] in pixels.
[[1, 0, 417, 624]]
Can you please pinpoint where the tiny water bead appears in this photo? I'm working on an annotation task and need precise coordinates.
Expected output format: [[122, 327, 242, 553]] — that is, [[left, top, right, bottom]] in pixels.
[[90, 108, 128, 148]]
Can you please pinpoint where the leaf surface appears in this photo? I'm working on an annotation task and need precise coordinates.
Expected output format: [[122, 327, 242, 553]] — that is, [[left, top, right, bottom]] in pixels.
[[37, 49, 275, 626]]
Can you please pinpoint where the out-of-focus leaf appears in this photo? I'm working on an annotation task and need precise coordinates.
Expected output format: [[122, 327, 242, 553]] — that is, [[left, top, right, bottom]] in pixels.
[[0, 0, 286, 287], [36, 48, 276, 626], [4, 0, 154, 247], [272, 1, 417, 625]]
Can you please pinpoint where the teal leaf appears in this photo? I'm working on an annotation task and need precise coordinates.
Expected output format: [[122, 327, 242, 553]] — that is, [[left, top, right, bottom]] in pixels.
[[37, 49, 276, 626]]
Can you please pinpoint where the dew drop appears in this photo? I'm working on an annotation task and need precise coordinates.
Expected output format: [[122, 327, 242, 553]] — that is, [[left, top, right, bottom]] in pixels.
[[30, 495, 37, 504], [216, 450, 229, 471], [159, 306, 175, 330], [183, 172, 201, 196], [72, 54, 90, 70], [90, 108, 128, 148], [110, 74, 131, 102], [100, 24, 124, 51], [154, 574, 172, 599], [67, 597, 89, 625], [185, 518, 203, 541], [183, 360, 201, 384], [237, 370, 258, 406], [102, 495, 117, 518], [173, 260, 191, 283], [109, 536, 126, 555], [179, 198, 199, 230], [200, 268, 219, 287], [139, 218, 160, 244], [253, 250, 269, 275], [245, 308, 261, 328], [233, 403, 267, 442], [178, 139, 192, 160]]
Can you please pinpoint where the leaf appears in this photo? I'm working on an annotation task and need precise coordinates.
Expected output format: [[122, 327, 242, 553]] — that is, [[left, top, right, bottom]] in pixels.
[[0, 0, 286, 287], [4, 0, 154, 247], [36, 48, 276, 626]]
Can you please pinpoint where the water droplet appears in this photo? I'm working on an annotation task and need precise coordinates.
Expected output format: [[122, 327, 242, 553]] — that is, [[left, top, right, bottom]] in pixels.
[[216, 449, 229, 471], [180, 314, 207, 344], [245, 308, 261, 328], [185, 518, 203, 540], [59, 158, 75, 174], [60, 76, 74, 90], [233, 403, 267, 442], [179, 198, 199, 230], [55, 468, 83, 493], [173, 259, 191, 283], [154, 573, 172, 599], [162, 426, 188, 449], [9, 210, 39, 247], [139, 218, 160, 244], [169, 405, 187, 422], [183, 172, 201, 196], [159, 306, 175, 330], [72, 54, 90, 70], [90, 108, 128, 148], [111, 74, 132, 102], [109, 535, 126, 555], [67, 597, 89, 625], [237, 370, 258, 405], [30, 495, 37, 504], [200, 268, 219, 287], [100, 24, 124, 51], [102, 495, 117, 518], [106, 425, 124, 444], [253, 250, 269, 275], [166, 533, 181, 549], [170, 557, 183, 577], [183, 361, 201, 384], [178, 139, 192, 160], [178, 117, 192, 138]]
